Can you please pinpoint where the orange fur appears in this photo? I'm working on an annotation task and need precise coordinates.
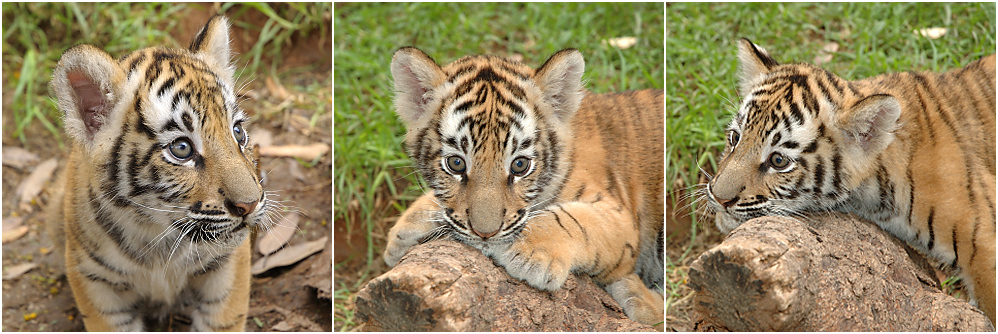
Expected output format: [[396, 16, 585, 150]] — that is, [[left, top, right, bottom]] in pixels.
[[385, 48, 664, 329], [48, 15, 264, 331], [708, 39, 995, 324]]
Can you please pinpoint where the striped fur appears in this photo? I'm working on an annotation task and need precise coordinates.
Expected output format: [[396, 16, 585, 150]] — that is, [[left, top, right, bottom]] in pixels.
[[706, 38, 996, 324], [48, 15, 270, 331], [384, 47, 664, 329]]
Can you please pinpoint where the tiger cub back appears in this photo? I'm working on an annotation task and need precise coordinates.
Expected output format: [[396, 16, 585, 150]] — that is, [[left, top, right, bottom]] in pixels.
[[384, 47, 665, 329], [706, 38, 995, 323], [49, 15, 270, 331]]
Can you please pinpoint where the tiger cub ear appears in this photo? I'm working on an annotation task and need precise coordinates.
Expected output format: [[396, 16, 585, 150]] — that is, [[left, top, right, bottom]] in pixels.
[[737, 38, 778, 96], [534, 49, 585, 122], [391, 47, 447, 127], [189, 15, 235, 84], [836, 94, 901, 154], [51, 44, 126, 146]]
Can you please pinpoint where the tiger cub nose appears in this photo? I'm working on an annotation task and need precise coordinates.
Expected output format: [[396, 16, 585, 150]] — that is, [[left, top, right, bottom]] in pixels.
[[471, 226, 499, 239], [226, 200, 258, 217]]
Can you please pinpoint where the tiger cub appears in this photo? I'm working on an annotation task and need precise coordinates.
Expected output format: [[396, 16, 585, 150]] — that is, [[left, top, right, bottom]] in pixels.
[[706, 38, 996, 323], [48, 15, 269, 331], [383, 47, 665, 328]]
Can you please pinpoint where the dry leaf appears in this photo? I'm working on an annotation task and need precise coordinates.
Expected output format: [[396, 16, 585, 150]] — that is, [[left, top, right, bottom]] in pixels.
[[287, 160, 307, 183], [257, 214, 300, 256], [602, 36, 638, 49], [248, 128, 274, 148], [272, 321, 293, 331], [3, 216, 24, 233], [258, 143, 329, 160], [16, 158, 58, 211], [814, 42, 840, 66], [3, 263, 38, 280], [915, 27, 947, 39], [2, 146, 39, 170], [265, 76, 290, 100], [2, 226, 28, 244], [251, 236, 328, 275]]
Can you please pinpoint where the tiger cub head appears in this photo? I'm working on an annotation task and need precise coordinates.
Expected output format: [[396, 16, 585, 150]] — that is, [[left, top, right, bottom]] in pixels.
[[51, 15, 267, 246], [391, 47, 584, 248], [707, 38, 901, 233]]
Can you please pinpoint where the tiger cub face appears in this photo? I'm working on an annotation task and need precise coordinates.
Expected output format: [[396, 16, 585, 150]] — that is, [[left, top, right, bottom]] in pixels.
[[390, 48, 583, 249], [707, 39, 901, 232], [52, 16, 266, 258]]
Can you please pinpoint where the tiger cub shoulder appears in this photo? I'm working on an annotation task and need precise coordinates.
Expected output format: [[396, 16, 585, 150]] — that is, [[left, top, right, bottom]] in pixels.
[[49, 15, 270, 331], [707, 38, 995, 323], [385, 47, 664, 329]]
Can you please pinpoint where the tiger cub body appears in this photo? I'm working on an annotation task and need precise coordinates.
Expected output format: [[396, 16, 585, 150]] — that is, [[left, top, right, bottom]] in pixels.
[[49, 15, 269, 331], [384, 47, 665, 328], [706, 39, 996, 323]]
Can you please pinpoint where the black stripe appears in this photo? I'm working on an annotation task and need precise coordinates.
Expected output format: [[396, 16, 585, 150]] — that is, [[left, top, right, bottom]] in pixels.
[[134, 100, 156, 139], [926, 207, 935, 251], [558, 205, 589, 243]]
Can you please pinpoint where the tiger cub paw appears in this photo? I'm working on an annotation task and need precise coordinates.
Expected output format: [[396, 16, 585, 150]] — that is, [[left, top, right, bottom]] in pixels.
[[384, 224, 429, 267], [493, 242, 572, 291]]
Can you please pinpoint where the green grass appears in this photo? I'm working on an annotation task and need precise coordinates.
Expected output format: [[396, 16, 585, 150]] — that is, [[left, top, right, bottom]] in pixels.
[[665, 2, 996, 327], [1, 3, 330, 145], [334, 2, 663, 330]]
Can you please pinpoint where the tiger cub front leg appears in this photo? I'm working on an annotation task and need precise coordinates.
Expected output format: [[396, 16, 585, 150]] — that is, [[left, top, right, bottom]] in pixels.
[[187, 238, 252, 331], [490, 200, 663, 328], [384, 193, 445, 267]]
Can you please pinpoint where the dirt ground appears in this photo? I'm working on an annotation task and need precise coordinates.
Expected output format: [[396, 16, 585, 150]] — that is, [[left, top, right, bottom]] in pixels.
[[1, 9, 332, 332]]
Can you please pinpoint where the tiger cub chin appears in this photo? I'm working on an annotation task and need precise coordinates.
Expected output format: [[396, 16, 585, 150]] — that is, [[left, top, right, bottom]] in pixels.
[[706, 38, 995, 323], [48, 15, 270, 331], [383, 47, 665, 329]]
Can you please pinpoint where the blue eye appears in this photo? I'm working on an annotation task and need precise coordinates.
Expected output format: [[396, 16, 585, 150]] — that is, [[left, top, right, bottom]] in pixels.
[[769, 152, 789, 170], [169, 138, 194, 160], [233, 122, 247, 145], [446, 156, 466, 173], [510, 157, 530, 176], [729, 131, 741, 146]]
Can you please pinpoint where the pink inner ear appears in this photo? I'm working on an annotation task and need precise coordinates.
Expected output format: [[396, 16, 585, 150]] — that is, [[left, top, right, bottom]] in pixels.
[[67, 71, 107, 138]]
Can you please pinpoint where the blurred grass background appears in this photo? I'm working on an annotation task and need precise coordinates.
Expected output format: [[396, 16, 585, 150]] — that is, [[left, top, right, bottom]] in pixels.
[[2, 2, 331, 146], [665, 2, 996, 330], [334, 2, 663, 330]]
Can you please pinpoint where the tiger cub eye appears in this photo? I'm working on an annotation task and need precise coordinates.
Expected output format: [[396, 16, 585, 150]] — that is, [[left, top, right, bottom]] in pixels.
[[769, 152, 789, 170], [510, 157, 531, 176], [446, 155, 466, 174], [169, 138, 195, 160], [233, 122, 247, 145]]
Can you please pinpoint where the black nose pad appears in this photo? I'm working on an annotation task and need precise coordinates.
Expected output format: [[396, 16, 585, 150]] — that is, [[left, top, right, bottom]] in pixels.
[[225, 199, 258, 217]]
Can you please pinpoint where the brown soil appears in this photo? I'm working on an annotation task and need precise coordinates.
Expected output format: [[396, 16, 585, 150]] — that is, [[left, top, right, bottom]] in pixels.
[[1, 6, 331, 331]]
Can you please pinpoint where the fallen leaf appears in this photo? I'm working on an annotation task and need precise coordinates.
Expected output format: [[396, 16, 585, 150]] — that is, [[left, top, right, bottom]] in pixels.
[[3, 226, 29, 244], [272, 321, 293, 331], [265, 76, 291, 100], [248, 128, 274, 148], [3, 216, 24, 233], [251, 236, 328, 275], [915, 27, 947, 39], [257, 214, 300, 256], [814, 42, 840, 66], [4, 263, 38, 280], [602, 36, 638, 49], [2, 146, 39, 170], [258, 143, 329, 160], [287, 160, 307, 183], [16, 158, 58, 211]]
